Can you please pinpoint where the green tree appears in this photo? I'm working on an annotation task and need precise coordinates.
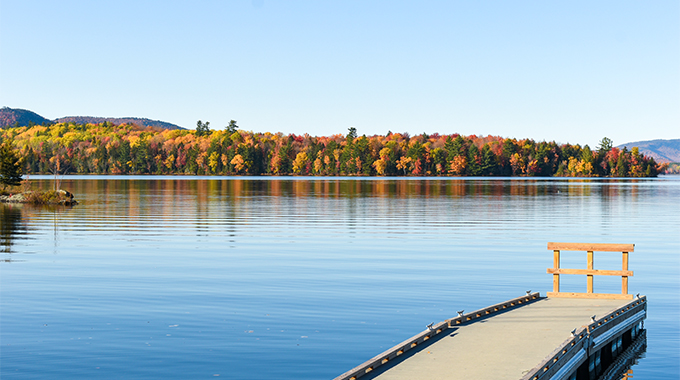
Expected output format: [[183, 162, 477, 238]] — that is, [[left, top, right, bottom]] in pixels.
[[131, 139, 150, 174], [466, 143, 481, 176], [346, 127, 357, 141], [581, 145, 593, 163], [616, 148, 629, 177], [353, 135, 372, 174], [407, 140, 426, 175], [278, 144, 294, 174], [196, 120, 211, 136], [225, 120, 239, 133], [597, 137, 613, 153], [430, 147, 448, 174], [480, 144, 496, 176], [446, 135, 466, 157], [0, 141, 23, 191]]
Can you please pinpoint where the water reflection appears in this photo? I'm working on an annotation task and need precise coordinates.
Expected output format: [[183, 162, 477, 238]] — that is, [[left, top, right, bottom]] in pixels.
[[598, 330, 647, 380], [28, 176, 657, 201], [2, 203, 78, 260], [24, 177, 659, 243], [1, 204, 24, 258]]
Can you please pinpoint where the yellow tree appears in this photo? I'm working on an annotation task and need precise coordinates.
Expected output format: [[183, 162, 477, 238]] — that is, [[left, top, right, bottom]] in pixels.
[[164, 154, 175, 171], [396, 156, 413, 176], [510, 153, 525, 175], [231, 154, 247, 173], [567, 157, 579, 176], [292, 152, 309, 174], [313, 152, 323, 174], [372, 159, 387, 175], [208, 151, 220, 173]]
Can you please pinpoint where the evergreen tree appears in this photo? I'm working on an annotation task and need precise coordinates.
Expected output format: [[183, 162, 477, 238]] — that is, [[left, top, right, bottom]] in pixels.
[[480, 144, 496, 175], [225, 120, 239, 133], [450, 135, 466, 157], [196, 120, 211, 136], [346, 127, 357, 141], [597, 137, 613, 153], [466, 143, 481, 176], [616, 148, 629, 177], [0, 141, 23, 191]]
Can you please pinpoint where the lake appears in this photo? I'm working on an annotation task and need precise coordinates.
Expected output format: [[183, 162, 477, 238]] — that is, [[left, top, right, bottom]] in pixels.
[[1, 176, 678, 379]]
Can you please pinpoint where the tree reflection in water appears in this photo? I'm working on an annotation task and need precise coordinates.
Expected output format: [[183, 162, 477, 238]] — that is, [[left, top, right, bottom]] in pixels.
[[1, 204, 24, 258]]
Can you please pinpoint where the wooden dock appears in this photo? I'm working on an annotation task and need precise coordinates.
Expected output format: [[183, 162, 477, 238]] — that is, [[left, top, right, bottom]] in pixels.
[[335, 243, 647, 380]]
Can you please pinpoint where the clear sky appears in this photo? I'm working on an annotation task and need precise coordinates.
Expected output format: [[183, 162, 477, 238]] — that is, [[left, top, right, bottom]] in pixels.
[[1, 1, 678, 148]]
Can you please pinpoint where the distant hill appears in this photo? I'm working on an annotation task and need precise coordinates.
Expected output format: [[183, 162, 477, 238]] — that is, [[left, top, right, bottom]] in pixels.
[[0, 107, 184, 130], [617, 139, 680, 163], [53, 116, 184, 130], [0, 107, 51, 128]]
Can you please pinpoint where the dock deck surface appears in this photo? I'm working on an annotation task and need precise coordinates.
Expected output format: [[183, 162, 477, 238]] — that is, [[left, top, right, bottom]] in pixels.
[[364, 298, 628, 380]]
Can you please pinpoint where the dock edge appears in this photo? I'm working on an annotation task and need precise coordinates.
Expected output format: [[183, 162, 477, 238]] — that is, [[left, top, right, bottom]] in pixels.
[[333, 292, 542, 380], [520, 295, 647, 380]]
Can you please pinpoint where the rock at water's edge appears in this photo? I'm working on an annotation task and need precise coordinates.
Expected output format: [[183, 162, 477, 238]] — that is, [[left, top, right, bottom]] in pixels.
[[0, 193, 26, 203]]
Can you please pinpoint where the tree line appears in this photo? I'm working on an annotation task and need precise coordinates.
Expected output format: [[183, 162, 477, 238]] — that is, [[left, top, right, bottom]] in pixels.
[[0, 121, 664, 178]]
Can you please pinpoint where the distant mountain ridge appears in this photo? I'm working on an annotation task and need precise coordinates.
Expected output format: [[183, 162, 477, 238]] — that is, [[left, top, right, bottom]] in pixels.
[[53, 116, 184, 130], [617, 139, 680, 163], [0, 107, 51, 127], [0, 107, 184, 130]]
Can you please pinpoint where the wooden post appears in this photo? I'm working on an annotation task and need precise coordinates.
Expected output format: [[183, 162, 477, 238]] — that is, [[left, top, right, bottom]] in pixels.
[[553, 250, 560, 293], [622, 251, 629, 295], [587, 251, 594, 293]]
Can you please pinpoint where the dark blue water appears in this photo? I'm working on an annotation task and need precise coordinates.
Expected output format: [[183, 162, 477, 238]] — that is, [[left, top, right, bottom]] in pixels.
[[1, 176, 678, 379]]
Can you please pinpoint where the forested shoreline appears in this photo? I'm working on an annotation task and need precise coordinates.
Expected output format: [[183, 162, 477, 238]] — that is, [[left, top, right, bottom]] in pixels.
[[0, 122, 664, 177]]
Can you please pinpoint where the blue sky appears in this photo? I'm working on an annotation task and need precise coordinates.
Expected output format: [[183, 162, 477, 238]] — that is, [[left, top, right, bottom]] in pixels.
[[1, 1, 677, 148]]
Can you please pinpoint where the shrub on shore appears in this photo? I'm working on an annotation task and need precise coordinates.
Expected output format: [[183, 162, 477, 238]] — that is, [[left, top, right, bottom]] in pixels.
[[23, 190, 75, 205], [1, 187, 77, 205]]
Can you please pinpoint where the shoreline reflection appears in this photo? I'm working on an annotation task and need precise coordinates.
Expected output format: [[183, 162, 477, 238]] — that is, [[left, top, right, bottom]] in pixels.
[[1, 204, 24, 259]]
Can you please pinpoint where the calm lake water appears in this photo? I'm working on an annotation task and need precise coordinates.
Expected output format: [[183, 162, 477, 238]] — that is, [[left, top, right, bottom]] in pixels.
[[1, 176, 678, 379]]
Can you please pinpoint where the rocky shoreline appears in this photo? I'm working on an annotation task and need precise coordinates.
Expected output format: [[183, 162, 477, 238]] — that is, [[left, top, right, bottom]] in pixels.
[[0, 190, 78, 206]]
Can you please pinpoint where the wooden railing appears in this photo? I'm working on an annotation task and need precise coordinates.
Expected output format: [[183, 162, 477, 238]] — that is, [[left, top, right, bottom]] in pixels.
[[547, 242, 635, 300]]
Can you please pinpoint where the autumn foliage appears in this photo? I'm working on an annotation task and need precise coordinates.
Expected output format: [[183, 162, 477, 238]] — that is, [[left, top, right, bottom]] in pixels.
[[0, 122, 662, 177]]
